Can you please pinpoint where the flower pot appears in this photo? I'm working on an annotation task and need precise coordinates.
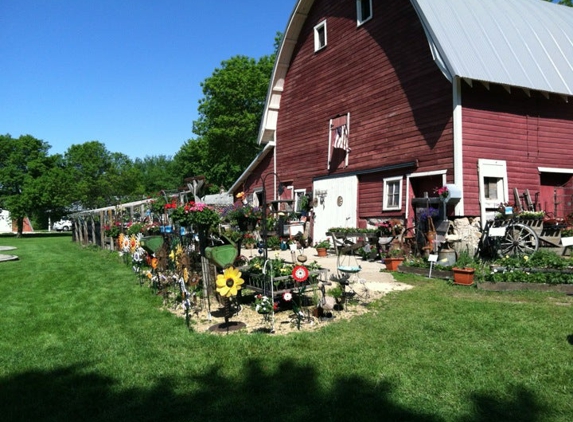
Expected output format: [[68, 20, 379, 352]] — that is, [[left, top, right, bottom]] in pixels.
[[453, 267, 475, 285], [384, 257, 404, 271], [316, 247, 328, 257]]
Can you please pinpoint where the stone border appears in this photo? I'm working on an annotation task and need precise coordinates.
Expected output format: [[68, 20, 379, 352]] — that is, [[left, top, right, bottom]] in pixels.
[[398, 265, 453, 279], [477, 281, 573, 294], [0, 246, 18, 262]]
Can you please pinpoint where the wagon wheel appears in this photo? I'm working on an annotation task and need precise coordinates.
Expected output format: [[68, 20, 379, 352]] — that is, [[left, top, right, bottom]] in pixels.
[[497, 223, 539, 257]]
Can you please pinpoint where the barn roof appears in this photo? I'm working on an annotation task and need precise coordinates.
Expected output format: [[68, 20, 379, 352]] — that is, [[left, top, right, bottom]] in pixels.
[[257, 0, 573, 148], [412, 0, 573, 96]]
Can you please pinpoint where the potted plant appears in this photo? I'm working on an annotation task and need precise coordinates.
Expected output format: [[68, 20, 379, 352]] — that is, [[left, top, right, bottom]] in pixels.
[[315, 239, 330, 257], [299, 194, 310, 214], [384, 247, 404, 271], [266, 235, 281, 250], [452, 251, 477, 285]]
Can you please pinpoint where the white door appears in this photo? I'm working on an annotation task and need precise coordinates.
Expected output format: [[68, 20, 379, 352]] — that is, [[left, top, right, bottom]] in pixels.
[[312, 175, 358, 243], [478, 159, 508, 228]]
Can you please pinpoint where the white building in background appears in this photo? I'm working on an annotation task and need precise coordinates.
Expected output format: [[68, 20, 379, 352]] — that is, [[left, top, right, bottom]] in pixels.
[[0, 210, 12, 233]]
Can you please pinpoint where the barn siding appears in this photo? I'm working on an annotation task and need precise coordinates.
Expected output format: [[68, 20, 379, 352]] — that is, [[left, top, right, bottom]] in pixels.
[[463, 83, 573, 215], [271, 0, 452, 220], [242, 0, 573, 225]]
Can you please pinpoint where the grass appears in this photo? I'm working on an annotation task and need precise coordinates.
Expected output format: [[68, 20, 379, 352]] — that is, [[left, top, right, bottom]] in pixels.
[[1, 237, 572, 421]]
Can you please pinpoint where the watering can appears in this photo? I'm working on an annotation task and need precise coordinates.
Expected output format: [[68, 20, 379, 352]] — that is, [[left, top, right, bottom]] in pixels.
[[205, 238, 238, 268]]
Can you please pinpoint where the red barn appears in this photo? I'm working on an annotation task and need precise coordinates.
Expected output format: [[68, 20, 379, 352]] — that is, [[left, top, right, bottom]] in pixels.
[[230, 0, 573, 242]]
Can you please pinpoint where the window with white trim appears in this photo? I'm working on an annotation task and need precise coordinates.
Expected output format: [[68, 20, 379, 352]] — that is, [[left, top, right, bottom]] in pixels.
[[294, 189, 306, 211], [383, 176, 403, 211], [252, 190, 262, 208], [357, 0, 372, 25], [314, 20, 327, 52], [483, 177, 502, 201]]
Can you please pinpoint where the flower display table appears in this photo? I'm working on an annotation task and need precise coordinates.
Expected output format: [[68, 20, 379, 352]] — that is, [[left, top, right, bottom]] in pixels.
[[242, 268, 328, 297], [326, 231, 379, 256]]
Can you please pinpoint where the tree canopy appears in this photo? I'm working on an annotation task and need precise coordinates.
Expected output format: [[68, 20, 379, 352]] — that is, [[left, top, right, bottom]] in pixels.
[[175, 33, 281, 192], [174, 54, 275, 192], [0, 134, 55, 235]]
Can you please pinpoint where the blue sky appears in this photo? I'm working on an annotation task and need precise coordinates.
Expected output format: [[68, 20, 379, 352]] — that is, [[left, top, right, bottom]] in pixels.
[[0, 0, 293, 160]]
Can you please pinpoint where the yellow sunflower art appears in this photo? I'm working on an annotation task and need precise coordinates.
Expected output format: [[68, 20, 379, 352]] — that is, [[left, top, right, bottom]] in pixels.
[[215, 266, 244, 297]]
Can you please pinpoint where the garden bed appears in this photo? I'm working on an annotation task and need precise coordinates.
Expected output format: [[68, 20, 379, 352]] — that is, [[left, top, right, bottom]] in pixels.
[[399, 263, 573, 292]]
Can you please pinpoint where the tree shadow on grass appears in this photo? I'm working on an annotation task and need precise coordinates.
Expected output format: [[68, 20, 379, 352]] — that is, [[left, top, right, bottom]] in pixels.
[[461, 386, 547, 422], [0, 360, 546, 422]]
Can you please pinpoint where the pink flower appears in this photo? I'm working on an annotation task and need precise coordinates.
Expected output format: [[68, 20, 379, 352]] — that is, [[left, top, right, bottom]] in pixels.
[[435, 186, 449, 199]]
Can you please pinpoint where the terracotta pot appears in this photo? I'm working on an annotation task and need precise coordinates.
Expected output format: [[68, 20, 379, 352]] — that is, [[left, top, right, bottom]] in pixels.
[[384, 257, 404, 271], [316, 247, 327, 257], [453, 267, 475, 285]]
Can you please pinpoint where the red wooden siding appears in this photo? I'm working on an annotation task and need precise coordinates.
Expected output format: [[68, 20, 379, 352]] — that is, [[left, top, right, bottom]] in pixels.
[[462, 83, 573, 216], [243, 0, 573, 222], [271, 0, 453, 219]]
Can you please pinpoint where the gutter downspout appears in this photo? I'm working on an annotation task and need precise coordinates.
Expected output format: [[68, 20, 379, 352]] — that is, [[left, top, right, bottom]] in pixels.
[[453, 76, 464, 215]]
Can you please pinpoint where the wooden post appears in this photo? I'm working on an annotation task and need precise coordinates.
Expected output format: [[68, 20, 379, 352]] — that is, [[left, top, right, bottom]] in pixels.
[[82, 219, 89, 245], [90, 215, 96, 246], [100, 211, 105, 248]]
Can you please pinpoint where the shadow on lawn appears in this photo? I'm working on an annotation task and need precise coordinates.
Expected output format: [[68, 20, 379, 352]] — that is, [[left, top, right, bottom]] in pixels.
[[0, 360, 545, 422]]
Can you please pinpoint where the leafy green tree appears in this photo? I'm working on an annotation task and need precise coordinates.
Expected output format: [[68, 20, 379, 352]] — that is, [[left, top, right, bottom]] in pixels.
[[0, 134, 53, 235], [63, 141, 142, 209], [172, 137, 209, 189], [34, 154, 77, 224], [177, 33, 282, 191], [133, 155, 180, 195], [190, 54, 274, 190]]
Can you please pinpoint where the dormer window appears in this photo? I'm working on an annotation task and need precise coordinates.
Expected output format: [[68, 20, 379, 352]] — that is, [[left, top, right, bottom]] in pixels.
[[357, 0, 373, 26], [314, 20, 327, 52]]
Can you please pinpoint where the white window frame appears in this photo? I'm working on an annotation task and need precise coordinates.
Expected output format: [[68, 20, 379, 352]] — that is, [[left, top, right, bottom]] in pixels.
[[294, 189, 307, 211], [357, 0, 373, 26], [383, 176, 403, 211], [251, 189, 263, 208], [314, 20, 327, 52]]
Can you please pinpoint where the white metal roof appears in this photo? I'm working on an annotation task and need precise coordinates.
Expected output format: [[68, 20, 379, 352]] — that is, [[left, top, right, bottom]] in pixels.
[[411, 0, 573, 96]]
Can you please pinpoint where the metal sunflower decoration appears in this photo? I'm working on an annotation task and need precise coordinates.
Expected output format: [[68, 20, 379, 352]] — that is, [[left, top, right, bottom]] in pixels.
[[215, 266, 244, 297], [213, 266, 245, 331]]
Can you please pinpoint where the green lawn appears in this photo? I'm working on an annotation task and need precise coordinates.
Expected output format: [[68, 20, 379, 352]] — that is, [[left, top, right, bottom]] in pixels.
[[1, 236, 572, 421]]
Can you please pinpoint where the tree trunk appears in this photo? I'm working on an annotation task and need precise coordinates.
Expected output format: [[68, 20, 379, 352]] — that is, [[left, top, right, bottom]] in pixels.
[[16, 217, 24, 238]]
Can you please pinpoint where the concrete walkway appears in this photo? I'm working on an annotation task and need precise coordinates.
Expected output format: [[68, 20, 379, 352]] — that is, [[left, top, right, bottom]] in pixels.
[[244, 247, 412, 294], [0, 246, 18, 262]]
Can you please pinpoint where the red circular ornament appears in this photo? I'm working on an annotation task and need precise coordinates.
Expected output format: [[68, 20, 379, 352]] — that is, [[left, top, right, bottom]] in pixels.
[[292, 265, 309, 282]]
